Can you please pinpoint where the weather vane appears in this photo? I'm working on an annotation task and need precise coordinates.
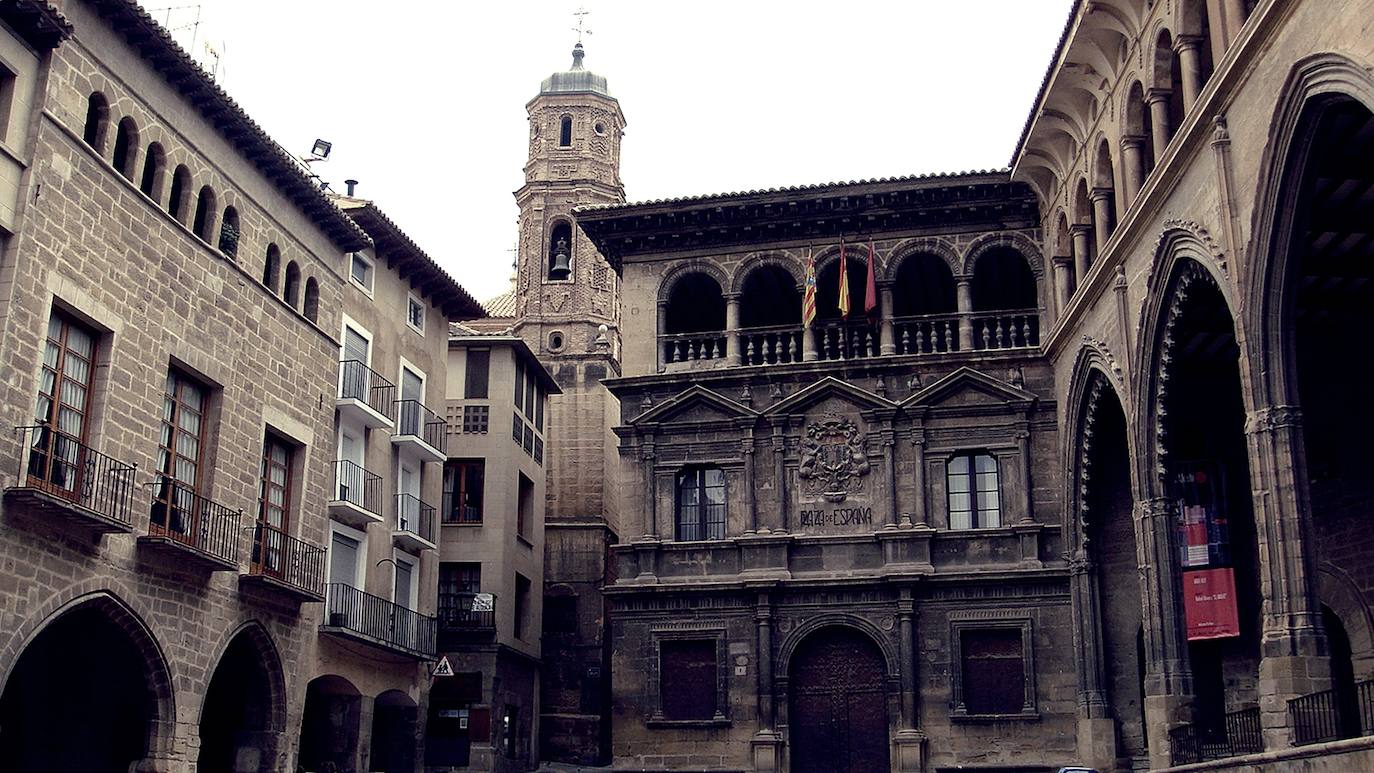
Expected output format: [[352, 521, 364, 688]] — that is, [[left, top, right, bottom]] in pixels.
[[572, 6, 593, 44]]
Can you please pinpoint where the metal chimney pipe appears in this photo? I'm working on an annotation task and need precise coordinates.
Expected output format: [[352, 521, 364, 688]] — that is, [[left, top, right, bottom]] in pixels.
[[344, 179, 358, 196]]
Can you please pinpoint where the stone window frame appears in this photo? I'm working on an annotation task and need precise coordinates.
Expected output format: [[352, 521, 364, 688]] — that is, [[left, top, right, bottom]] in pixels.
[[927, 440, 1022, 529], [405, 292, 425, 335], [948, 610, 1038, 721], [646, 622, 730, 727]]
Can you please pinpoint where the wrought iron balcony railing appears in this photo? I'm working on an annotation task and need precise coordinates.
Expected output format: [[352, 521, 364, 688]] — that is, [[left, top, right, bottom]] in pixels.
[[244, 523, 326, 600], [395, 493, 436, 545], [1169, 705, 1263, 764], [441, 491, 483, 524], [10, 425, 137, 529], [337, 359, 396, 421], [332, 460, 382, 515], [147, 476, 242, 566], [438, 591, 496, 632], [322, 583, 436, 656], [394, 399, 447, 454], [1289, 679, 1374, 746]]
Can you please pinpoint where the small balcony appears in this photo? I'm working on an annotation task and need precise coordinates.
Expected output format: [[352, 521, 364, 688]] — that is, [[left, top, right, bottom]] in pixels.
[[140, 477, 242, 572], [4, 425, 137, 534], [393, 493, 436, 552], [336, 360, 396, 430], [1168, 706, 1263, 765], [437, 592, 496, 646], [392, 400, 446, 464], [321, 583, 436, 658], [441, 492, 482, 525], [239, 523, 326, 603], [328, 460, 384, 528]]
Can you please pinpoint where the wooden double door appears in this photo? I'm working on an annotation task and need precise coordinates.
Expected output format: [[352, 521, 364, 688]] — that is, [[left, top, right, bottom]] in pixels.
[[789, 626, 891, 773]]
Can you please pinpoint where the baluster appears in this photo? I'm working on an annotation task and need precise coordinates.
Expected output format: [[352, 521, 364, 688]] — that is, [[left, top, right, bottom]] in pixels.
[[744, 335, 755, 365], [995, 317, 1006, 348], [665, 341, 676, 364], [791, 331, 801, 362], [870, 327, 879, 357], [900, 325, 910, 355], [715, 337, 724, 360], [978, 320, 989, 349], [1021, 316, 1032, 346]]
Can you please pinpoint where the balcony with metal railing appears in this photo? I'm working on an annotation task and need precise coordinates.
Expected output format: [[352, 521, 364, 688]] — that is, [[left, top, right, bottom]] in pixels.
[[240, 523, 326, 602], [392, 400, 447, 464], [328, 460, 384, 528], [321, 583, 436, 658], [4, 425, 137, 534], [141, 476, 242, 571], [1289, 680, 1374, 747], [336, 360, 396, 429], [437, 591, 496, 647], [393, 493, 436, 552], [441, 490, 483, 524]]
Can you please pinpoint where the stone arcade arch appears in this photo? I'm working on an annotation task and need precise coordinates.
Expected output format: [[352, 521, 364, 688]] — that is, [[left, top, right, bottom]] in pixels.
[[785, 624, 892, 773], [299, 674, 364, 772], [0, 592, 175, 772], [370, 689, 420, 773], [197, 623, 287, 773]]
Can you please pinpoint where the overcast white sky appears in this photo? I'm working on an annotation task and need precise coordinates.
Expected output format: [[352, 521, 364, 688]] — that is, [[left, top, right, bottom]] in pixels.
[[140, 1, 1070, 302]]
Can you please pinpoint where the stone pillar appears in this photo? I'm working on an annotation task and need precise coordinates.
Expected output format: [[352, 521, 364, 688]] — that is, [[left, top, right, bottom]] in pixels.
[[1136, 496, 1195, 770], [879, 283, 896, 355], [742, 432, 758, 533], [909, 432, 928, 527], [1053, 256, 1075, 312], [771, 422, 788, 533], [1071, 553, 1118, 770], [756, 594, 775, 728], [1176, 36, 1205, 110], [1015, 428, 1034, 525], [1246, 405, 1331, 748], [656, 300, 667, 372], [641, 442, 657, 539], [955, 277, 974, 350], [898, 590, 917, 728], [724, 293, 741, 365], [1148, 89, 1173, 164], [1070, 224, 1093, 287], [1090, 188, 1114, 257], [882, 427, 898, 528], [1221, 0, 1247, 47], [1120, 135, 1147, 206], [803, 324, 818, 362]]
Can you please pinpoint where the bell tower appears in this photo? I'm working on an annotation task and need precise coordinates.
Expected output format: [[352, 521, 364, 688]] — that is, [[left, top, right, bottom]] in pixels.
[[516, 42, 625, 765]]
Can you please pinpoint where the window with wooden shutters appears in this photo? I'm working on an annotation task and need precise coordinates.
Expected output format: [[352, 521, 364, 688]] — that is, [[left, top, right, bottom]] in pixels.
[[29, 312, 96, 494], [956, 627, 1032, 716], [150, 370, 207, 536], [660, 639, 718, 720]]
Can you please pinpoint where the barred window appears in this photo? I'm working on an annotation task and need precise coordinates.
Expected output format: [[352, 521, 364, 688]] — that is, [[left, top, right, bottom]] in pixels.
[[660, 639, 718, 720], [959, 629, 1027, 715], [462, 405, 489, 433], [948, 452, 1000, 529], [676, 466, 726, 541]]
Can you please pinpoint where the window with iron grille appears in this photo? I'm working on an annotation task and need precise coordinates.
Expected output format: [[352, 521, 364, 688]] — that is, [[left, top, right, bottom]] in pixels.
[[948, 452, 1001, 529], [951, 623, 1035, 717], [675, 467, 726, 541], [462, 405, 489, 434], [512, 411, 523, 445], [660, 639, 718, 720]]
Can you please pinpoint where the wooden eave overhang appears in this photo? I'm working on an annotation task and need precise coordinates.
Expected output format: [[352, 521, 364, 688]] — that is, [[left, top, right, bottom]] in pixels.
[[343, 203, 484, 321], [1, 0, 73, 51]]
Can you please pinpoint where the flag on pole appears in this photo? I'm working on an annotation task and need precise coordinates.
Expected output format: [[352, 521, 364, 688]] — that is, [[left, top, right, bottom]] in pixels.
[[802, 247, 817, 328], [864, 238, 878, 323], [837, 237, 850, 319]]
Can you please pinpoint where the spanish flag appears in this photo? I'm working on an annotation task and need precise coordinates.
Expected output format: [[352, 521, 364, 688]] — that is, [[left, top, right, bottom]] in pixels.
[[802, 247, 817, 328], [838, 237, 850, 319]]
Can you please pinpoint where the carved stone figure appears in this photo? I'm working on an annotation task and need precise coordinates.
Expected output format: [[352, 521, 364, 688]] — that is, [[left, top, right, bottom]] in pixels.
[[798, 415, 871, 502]]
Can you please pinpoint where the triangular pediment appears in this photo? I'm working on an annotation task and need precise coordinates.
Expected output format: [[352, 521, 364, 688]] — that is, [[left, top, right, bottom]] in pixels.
[[900, 366, 1036, 410], [763, 376, 895, 416], [629, 385, 758, 425]]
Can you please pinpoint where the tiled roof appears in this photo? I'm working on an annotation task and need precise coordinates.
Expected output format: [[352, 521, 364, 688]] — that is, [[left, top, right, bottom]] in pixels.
[[82, 0, 369, 251], [575, 168, 1012, 214], [1, 1, 73, 50], [481, 285, 517, 318]]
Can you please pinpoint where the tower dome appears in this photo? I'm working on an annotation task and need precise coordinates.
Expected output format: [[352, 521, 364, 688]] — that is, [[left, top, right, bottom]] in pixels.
[[539, 43, 610, 97]]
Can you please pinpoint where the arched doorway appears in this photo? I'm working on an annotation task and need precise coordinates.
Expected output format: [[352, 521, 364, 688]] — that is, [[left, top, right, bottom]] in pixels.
[[299, 675, 363, 772], [198, 627, 282, 773], [0, 598, 170, 772], [370, 689, 419, 773], [788, 626, 890, 773]]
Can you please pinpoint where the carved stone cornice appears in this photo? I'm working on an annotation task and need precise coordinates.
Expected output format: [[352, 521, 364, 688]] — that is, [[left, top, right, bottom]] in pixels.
[[1245, 405, 1303, 435]]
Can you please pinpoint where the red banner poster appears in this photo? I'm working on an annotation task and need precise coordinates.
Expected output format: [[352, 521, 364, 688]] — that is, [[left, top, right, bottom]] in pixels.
[[1183, 567, 1240, 640]]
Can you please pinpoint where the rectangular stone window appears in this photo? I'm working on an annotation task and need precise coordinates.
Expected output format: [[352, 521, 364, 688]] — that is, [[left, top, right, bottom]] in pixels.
[[949, 615, 1037, 719], [947, 451, 1001, 529], [150, 368, 209, 535], [442, 460, 483, 524], [349, 252, 373, 293], [659, 639, 718, 720], [406, 294, 425, 333], [675, 466, 726, 541]]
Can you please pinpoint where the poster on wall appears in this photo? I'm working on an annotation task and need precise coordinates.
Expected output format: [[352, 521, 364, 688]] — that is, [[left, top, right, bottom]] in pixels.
[[1183, 567, 1241, 639]]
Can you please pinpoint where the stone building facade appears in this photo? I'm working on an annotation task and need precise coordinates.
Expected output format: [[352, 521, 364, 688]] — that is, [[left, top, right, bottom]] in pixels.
[[0, 1, 368, 770]]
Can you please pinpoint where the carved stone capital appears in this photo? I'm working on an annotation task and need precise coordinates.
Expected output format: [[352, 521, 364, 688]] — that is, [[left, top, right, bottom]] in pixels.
[[1245, 405, 1303, 435], [1120, 133, 1147, 150]]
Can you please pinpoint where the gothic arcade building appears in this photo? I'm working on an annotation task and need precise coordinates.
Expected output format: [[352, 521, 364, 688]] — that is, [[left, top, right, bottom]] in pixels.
[[573, 0, 1374, 771]]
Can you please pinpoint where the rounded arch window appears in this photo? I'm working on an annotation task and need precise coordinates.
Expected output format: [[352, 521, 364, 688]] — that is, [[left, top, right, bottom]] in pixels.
[[548, 221, 573, 280], [559, 115, 573, 147], [663, 272, 725, 334]]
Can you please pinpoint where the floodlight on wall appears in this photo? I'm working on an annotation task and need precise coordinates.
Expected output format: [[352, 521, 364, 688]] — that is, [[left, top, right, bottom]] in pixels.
[[310, 139, 332, 159]]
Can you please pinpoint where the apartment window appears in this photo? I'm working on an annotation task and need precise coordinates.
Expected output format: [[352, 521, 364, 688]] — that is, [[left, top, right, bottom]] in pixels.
[[950, 618, 1036, 718], [465, 349, 490, 398], [514, 359, 525, 408], [517, 472, 533, 540], [545, 595, 577, 634], [443, 460, 484, 523], [257, 434, 292, 529], [461, 405, 489, 434], [948, 452, 1001, 529], [514, 573, 531, 639], [28, 312, 97, 494], [440, 562, 481, 594], [660, 639, 718, 720], [150, 370, 208, 536], [349, 252, 373, 292], [329, 530, 361, 587], [676, 466, 726, 541], [406, 294, 425, 333]]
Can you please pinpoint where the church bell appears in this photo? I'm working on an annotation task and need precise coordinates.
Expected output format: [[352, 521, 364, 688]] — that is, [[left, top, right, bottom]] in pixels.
[[549, 237, 572, 280]]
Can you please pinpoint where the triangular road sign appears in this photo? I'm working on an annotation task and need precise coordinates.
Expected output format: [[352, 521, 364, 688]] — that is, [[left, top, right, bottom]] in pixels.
[[432, 655, 454, 677]]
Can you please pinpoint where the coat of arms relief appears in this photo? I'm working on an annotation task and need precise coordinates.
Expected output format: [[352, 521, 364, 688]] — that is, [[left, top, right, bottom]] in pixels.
[[798, 414, 871, 502]]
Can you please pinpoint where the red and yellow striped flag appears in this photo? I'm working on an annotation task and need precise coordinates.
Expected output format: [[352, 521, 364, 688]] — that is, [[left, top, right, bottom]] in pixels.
[[837, 237, 850, 319], [802, 247, 817, 328]]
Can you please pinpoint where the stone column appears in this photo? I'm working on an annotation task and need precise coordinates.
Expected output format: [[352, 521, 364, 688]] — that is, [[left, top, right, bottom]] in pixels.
[[1090, 188, 1114, 257], [803, 324, 818, 362], [898, 590, 917, 727], [1070, 553, 1118, 770], [742, 432, 758, 534], [1053, 256, 1075, 312], [641, 442, 658, 539], [1136, 496, 1195, 770], [882, 427, 898, 528], [879, 283, 896, 355], [756, 594, 775, 728], [1148, 89, 1173, 163], [656, 300, 667, 372], [1221, 0, 1247, 48], [1120, 135, 1147, 206], [725, 293, 741, 365], [1246, 405, 1331, 748], [1175, 36, 1205, 109], [910, 432, 928, 527], [955, 277, 974, 350], [1015, 428, 1034, 525], [1070, 224, 1093, 286], [771, 422, 788, 532]]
